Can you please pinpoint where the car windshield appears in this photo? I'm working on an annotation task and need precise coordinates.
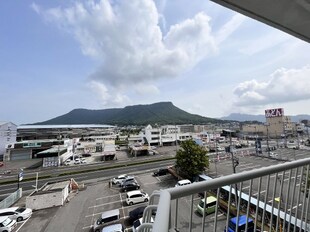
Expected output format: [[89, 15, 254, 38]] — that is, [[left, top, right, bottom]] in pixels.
[[133, 219, 141, 229], [2, 217, 12, 226], [199, 201, 205, 208], [16, 207, 26, 213]]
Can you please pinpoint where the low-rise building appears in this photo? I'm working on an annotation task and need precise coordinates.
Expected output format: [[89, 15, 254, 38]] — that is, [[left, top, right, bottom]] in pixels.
[[0, 122, 17, 161], [26, 180, 73, 210]]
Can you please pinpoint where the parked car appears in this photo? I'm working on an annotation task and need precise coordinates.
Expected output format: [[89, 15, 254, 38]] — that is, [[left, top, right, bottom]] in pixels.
[[112, 174, 128, 185], [0, 207, 32, 222], [74, 158, 81, 164], [120, 176, 135, 187], [93, 209, 120, 232], [81, 153, 92, 157], [128, 206, 146, 224], [126, 190, 149, 206], [128, 206, 156, 225], [121, 182, 140, 192], [153, 168, 168, 176], [81, 158, 87, 164], [0, 216, 17, 232], [270, 152, 279, 158], [175, 179, 191, 187], [64, 159, 71, 166], [101, 223, 123, 232]]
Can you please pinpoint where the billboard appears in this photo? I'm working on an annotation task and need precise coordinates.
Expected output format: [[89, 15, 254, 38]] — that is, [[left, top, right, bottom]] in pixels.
[[265, 108, 284, 118]]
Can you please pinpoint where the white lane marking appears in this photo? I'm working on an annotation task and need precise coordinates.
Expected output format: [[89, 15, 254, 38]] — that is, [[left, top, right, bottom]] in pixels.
[[288, 203, 303, 211], [120, 192, 125, 220], [85, 203, 148, 218], [15, 217, 30, 232], [210, 213, 224, 219], [88, 200, 121, 208], [253, 190, 266, 196], [242, 186, 250, 190], [96, 193, 120, 200]]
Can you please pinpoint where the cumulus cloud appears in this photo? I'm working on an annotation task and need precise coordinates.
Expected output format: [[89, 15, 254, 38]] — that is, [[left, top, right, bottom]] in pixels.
[[32, 0, 243, 106], [233, 65, 310, 106], [88, 80, 131, 107]]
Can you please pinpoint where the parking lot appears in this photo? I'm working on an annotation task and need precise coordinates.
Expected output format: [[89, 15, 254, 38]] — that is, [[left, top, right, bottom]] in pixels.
[[15, 168, 229, 232]]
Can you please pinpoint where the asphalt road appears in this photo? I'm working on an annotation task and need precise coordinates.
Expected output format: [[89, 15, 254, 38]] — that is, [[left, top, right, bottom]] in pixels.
[[0, 159, 175, 199]]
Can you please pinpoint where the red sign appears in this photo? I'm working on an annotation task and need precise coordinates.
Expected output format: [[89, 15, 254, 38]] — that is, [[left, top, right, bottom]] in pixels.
[[265, 108, 284, 118]]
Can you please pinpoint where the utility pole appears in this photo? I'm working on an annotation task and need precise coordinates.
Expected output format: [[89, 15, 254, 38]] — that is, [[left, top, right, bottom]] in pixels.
[[229, 132, 239, 205], [266, 124, 270, 157]]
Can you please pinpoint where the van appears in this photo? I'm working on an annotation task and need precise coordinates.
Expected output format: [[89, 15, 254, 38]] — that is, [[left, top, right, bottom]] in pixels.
[[226, 215, 255, 232], [175, 179, 191, 187], [93, 209, 120, 232], [0, 216, 17, 232], [126, 190, 149, 206], [196, 196, 217, 215]]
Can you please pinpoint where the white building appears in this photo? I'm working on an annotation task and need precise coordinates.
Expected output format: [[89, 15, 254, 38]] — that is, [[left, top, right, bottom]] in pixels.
[[0, 122, 17, 160], [26, 180, 71, 210], [144, 125, 161, 146]]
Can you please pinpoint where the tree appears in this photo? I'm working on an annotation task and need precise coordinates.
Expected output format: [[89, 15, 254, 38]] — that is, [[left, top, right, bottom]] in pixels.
[[175, 139, 209, 180]]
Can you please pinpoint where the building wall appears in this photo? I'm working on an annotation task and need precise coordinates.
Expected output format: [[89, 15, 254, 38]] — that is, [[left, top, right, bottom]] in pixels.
[[26, 191, 64, 210], [0, 122, 17, 159], [26, 185, 69, 210]]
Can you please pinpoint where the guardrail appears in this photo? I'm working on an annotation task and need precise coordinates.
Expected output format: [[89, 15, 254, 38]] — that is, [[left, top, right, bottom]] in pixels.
[[139, 157, 310, 232], [0, 188, 22, 209]]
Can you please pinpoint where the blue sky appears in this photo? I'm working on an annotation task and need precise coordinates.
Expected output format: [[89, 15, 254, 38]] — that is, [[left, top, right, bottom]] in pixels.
[[1, 0, 310, 125]]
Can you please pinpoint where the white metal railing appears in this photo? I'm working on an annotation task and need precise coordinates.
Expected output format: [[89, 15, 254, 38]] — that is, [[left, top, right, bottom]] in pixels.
[[139, 157, 310, 232]]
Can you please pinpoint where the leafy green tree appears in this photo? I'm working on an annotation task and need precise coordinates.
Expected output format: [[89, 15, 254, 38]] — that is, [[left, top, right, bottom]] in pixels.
[[175, 139, 209, 180]]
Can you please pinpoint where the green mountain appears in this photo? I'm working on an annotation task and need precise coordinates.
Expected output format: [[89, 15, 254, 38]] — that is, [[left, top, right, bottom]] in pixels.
[[34, 102, 223, 125]]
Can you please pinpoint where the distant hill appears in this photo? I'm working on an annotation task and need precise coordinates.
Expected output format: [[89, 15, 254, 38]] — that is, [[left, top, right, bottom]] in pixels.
[[221, 113, 310, 122], [34, 102, 223, 126]]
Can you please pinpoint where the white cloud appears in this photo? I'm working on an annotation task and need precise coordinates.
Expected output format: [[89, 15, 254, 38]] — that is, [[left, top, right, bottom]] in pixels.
[[214, 13, 246, 45], [88, 81, 131, 107], [32, 2, 219, 97], [239, 30, 291, 55], [233, 65, 310, 106], [134, 84, 160, 95]]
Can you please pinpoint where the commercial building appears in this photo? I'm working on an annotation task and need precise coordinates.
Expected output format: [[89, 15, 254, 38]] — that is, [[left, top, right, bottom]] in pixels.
[[17, 124, 115, 141], [0, 122, 17, 160]]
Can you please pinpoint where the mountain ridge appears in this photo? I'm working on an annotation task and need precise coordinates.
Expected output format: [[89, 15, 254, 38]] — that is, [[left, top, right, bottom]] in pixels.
[[34, 102, 224, 126]]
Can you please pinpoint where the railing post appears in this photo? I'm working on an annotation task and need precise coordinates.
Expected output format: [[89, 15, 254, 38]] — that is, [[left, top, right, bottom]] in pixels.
[[152, 190, 171, 232]]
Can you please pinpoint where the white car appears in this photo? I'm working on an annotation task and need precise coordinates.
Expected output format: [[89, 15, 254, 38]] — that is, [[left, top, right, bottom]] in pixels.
[[126, 190, 149, 206], [64, 159, 71, 166], [0, 207, 32, 222], [175, 179, 191, 187], [80, 158, 87, 164], [270, 152, 279, 158], [112, 174, 128, 185], [74, 158, 81, 164]]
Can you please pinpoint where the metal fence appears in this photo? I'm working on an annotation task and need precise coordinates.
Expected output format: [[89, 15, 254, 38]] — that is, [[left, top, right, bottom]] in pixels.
[[0, 188, 22, 209], [139, 157, 310, 232]]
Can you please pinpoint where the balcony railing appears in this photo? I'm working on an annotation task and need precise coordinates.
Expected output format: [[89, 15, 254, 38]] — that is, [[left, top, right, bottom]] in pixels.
[[138, 157, 310, 232]]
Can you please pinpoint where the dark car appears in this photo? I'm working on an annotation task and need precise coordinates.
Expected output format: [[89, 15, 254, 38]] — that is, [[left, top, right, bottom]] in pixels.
[[81, 153, 92, 157], [153, 168, 168, 176], [128, 206, 146, 224], [121, 181, 140, 192]]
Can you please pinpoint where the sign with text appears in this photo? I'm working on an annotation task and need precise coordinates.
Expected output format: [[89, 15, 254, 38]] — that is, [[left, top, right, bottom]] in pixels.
[[265, 108, 284, 118]]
